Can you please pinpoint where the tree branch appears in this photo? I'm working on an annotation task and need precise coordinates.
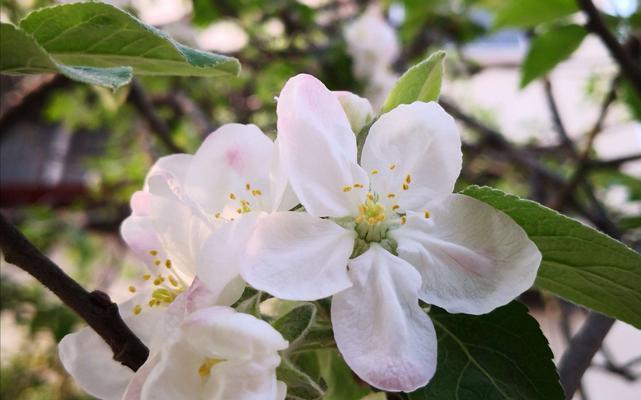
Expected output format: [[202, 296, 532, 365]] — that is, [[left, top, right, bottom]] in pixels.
[[127, 79, 185, 154], [577, 0, 641, 97], [558, 312, 616, 399], [0, 213, 148, 371]]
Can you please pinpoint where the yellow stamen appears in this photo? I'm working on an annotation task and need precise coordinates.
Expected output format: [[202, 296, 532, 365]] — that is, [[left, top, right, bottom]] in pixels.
[[392, 204, 400, 210], [353, 183, 364, 189], [154, 260, 161, 266], [236, 208, 242, 214], [198, 358, 223, 378], [148, 299, 157, 307], [214, 212, 221, 219], [367, 192, 375, 201], [149, 250, 158, 256], [371, 169, 379, 175], [402, 183, 409, 191], [245, 183, 251, 190], [153, 275, 164, 286], [405, 174, 411, 184], [387, 193, 396, 198], [389, 163, 396, 170], [401, 216, 407, 224], [168, 275, 179, 287], [133, 304, 142, 315], [343, 185, 352, 192], [128, 285, 136, 293], [251, 189, 262, 196], [143, 273, 151, 281], [165, 259, 172, 269], [229, 193, 236, 200]]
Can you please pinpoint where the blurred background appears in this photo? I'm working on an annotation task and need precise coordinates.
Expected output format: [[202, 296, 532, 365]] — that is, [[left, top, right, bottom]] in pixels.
[[1, 0, 640, 399]]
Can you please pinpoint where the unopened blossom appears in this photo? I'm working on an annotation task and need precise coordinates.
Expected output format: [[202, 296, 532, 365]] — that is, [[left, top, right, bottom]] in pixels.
[[333, 91, 374, 133], [241, 74, 541, 392]]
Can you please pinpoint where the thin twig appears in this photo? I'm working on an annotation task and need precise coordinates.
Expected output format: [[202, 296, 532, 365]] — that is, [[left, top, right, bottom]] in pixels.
[[543, 77, 574, 150], [0, 213, 149, 371], [127, 79, 185, 154], [577, 0, 641, 97], [558, 313, 616, 399]]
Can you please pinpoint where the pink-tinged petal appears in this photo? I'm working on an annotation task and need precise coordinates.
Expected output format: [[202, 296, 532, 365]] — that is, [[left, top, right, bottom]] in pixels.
[[393, 193, 541, 315], [333, 90, 374, 133], [197, 213, 258, 304], [139, 341, 202, 400], [277, 74, 368, 217], [202, 359, 284, 399], [185, 123, 276, 214], [122, 354, 160, 400], [144, 154, 193, 200], [241, 212, 354, 301], [362, 102, 462, 211], [332, 245, 437, 392]]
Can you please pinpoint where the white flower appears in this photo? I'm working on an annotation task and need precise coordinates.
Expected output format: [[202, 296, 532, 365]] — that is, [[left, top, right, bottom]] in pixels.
[[132, 306, 288, 400], [132, 0, 192, 26], [59, 279, 224, 400], [344, 5, 399, 80], [333, 90, 374, 133], [241, 74, 542, 392]]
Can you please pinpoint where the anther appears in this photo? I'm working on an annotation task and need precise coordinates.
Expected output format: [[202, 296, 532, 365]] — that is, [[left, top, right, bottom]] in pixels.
[[405, 174, 411, 184], [251, 189, 262, 196], [367, 192, 375, 201], [128, 285, 136, 293], [343, 185, 352, 192], [402, 183, 409, 191], [168, 275, 179, 287], [245, 183, 251, 190], [387, 193, 396, 198], [153, 275, 164, 286], [371, 169, 379, 175], [392, 204, 400, 210], [214, 212, 221, 219], [389, 163, 396, 170], [143, 273, 151, 281], [401, 216, 407, 224], [149, 250, 158, 256], [133, 304, 142, 315], [165, 259, 172, 269], [353, 183, 364, 189], [154, 260, 161, 266], [229, 193, 236, 200], [424, 210, 430, 219]]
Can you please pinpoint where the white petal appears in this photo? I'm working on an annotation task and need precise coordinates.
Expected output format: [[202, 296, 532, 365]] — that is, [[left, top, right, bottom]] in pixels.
[[122, 354, 160, 400], [392, 193, 541, 315], [59, 327, 133, 400], [241, 212, 354, 301], [270, 138, 299, 212], [277, 74, 368, 217], [139, 341, 202, 400], [333, 90, 374, 133], [198, 213, 258, 303], [121, 192, 211, 281], [185, 123, 276, 214], [181, 307, 288, 360], [144, 154, 193, 199], [362, 102, 462, 210], [332, 245, 437, 392], [203, 360, 284, 400]]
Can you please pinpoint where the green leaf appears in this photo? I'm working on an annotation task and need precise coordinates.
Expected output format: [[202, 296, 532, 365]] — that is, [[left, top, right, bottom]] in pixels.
[[381, 50, 445, 114], [521, 25, 587, 88], [461, 185, 641, 329], [318, 350, 371, 400], [17, 2, 239, 77], [410, 302, 563, 400], [273, 303, 317, 345], [0, 23, 132, 90], [277, 358, 325, 400], [494, 0, 578, 29]]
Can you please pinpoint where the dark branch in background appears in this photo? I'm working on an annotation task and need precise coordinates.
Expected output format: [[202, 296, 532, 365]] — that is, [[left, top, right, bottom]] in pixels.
[[558, 313, 616, 399], [127, 79, 186, 154], [0, 213, 148, 371], [543, 77, 574, 151], [577, 0, 641, 97]]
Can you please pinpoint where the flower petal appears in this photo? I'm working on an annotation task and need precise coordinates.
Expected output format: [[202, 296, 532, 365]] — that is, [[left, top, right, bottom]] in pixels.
[[197, 214, 259, 303], [139, 341, 202, 400], [185, 123, 276, 215], [241, 211, 354, 301], [202, 360, 284, 399], [277, 74, 368, 217], [144, 154, 193, 200], [59, 326, 134, 400], [332, 244, 437, 392], [333, 90, 374, 133], [392, 193, 541, 315], [362, 102, 462, 210]]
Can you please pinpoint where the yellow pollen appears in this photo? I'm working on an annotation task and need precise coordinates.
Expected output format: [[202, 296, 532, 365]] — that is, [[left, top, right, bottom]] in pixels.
[[367, 192, 375, 201], [389, 163, 396, 170], [392, 204, 400, 210], [358, 198, 386, 226], [387, 193, 396, 198], [371, 169, 379, 175], [402, 183, 409, 191], [229, 193, 236, 200], [198, 358, 223, 378], [149, 250, 158, 256], [424, 210, 431, 219], [214, 212, 221, 219], [148, 299, 157, 307], [343, 185, 352, 192], [245, 183, 251, 190], [128, 286, 136, 293], [405, 174, 411, 184], [168, 275, 179, 287], [154, 260, 161, 266], [353, 183, 364, 189], [236, 208, 242, 214], [251, 189, 262, 196], [143, 273, 151, 281], [153, 275, 164, 286], [151, 288, 180, 305], [401, 216, 407, 224], [165, 259, 172, 269], [133, 304, 142, 315]]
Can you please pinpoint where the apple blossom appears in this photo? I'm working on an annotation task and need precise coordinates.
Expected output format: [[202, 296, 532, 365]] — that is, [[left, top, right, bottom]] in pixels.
[[241, 74, 542, 392]]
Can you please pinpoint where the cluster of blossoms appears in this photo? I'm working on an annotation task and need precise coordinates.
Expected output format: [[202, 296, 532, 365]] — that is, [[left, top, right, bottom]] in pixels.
[[59, 73, 541, 398]]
